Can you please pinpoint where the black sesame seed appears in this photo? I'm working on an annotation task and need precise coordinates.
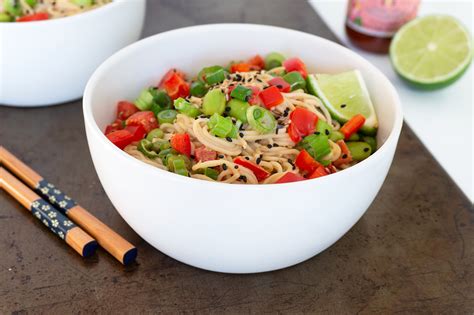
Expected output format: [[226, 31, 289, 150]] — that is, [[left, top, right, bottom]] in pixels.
[[275, 128, 279, 134], [190, 155, 195, 159], [364, 148, 370, 152], [234, 165, 239, 169], [226, 137, 232, 142], [315, 131, 321, 135], [218, 155, 224, 159], [225, 107, 231, 112], [273, 143, 279, 147], [341, 104, 347, 108], [276, 84, 283, 89], [226, 75, 231, 80], [287, 158, 294, 164], [222, 164, 228, 170], [283, 112, 289, 117], [239, 132, 244, 137], [267, 144, 272, 149], [244, 156, 250, 160], [325, 129, 330, 136], [256, 78, 263, 82], [256, 157, 262, 164], [342, 154, 348, 159]]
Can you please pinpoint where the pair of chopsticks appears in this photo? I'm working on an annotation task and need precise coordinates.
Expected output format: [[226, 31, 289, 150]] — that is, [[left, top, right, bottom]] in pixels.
[[0, 146, 137, 265]]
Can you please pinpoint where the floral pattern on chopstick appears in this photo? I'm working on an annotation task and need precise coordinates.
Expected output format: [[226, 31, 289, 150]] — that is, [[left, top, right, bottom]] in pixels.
[[35, 180, 77, 214], [30, 199, 77, 240]]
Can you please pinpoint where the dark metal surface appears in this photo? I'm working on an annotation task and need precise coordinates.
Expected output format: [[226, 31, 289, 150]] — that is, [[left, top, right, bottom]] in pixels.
[[0, 0, 472, 313]]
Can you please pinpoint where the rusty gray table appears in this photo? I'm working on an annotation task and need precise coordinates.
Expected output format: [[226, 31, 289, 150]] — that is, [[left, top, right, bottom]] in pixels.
[[0, 0, 472, 313]]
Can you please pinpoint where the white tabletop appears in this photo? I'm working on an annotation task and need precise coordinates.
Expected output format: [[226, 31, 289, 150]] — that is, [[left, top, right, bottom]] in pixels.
[[309, 0, 473, 202]]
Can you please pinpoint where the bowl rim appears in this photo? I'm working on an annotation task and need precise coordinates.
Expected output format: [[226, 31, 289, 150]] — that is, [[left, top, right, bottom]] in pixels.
[[83, 23, 404, 190], [0, 0, 130, 27]]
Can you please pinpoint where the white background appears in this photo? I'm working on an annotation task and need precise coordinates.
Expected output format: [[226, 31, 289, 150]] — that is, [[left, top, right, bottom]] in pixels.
[[309, 0, 473, 201]]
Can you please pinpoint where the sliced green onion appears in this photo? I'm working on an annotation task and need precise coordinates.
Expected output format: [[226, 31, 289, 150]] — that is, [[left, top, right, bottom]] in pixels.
[[25, 0, 37, 6], [246, 106, 276, 134], [315, 120, 333, 137], [348, 133, 360, 141], [202, 89, 226, 116], [174, 98, 200, 118], [190, 81, 208, 97], [4, 0, 22, 16], [300, 134, 331, 162], [264, 52, 285, 70], [228, 99, 249, 123], [158, 148, 177, 164], [157, 109, 178, 124], [135, 87, 171, 112], [329, 130, 345, 142], [208, 113, 233, 138], [167, 155, 190, 176], [151, 140, 171, 153], [138, 139, 159, 159], [146, 128, 164, 142], [0, 12, 12, 22], [235, 120, 243, 131], [230, 85, 252, 102], [347, 142, 372, 161], [283, 71, 306, 91], [71, 0, 93, 6], [198, 66, 227, 84], [362, 136, 377, 152]]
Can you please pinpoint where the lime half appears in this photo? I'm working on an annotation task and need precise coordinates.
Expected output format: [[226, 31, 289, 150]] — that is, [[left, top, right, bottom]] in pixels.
[[307, 70, 378, 135], [390, 15, 473, 89]]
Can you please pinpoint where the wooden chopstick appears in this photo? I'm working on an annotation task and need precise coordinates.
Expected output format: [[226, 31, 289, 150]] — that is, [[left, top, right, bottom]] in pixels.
[[0, 147, 137, 265], [0, 167, 98, 257]]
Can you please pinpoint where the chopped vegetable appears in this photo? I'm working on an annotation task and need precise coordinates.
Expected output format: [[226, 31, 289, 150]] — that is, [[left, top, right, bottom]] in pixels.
[[105, 119, 124, 135], [268, 77, 291, 93], [362, 136, 377, 152], [315, 120, 333, 137], [158, 69, 190, 100], [247, 86, 261, 105], [340, 114, 366, 140], [259, 86, 284, 109], [0, 12, 13, 22], [300, 134, 331, 163], [124, 125, 146, 142], [283, 71, 306, 91], [135, 88, 171, 113], [157, 109, 178, 124], [174, 98, 200, 118], [16, 12, 49, 21], [283, 57, 308, 78], [246, 106, 277, 134], [167, 155, 190, 176], [4, 0, 22, 16], [201, 168, 219, 180], [347, 141, 372, 161], [275, 172, 306, 183], [230, 63, 253, 73], [71, 0, 93, 6], [190, 81, 208, 97], [308, 166, 328, 179], [264, 52, 285, 70], [329, 130, 345, 142], [106, 130, 134, 150], [234, 157, 270, 181], [230, 85, 253, 102], [126, 111, 159, 133], [287, 107, 318, 143], [208, 114, 235, 138], [228, 99, 249, 123], [295, 149, 322, 174], [198, 66, 227, 84], [170, 133, 191, 157], [248, 55, 265, 69], [146, 128, 164, 141], [202, 89, 226, 116], [117, 101, 139, 120], [138, 139, 159, 158]]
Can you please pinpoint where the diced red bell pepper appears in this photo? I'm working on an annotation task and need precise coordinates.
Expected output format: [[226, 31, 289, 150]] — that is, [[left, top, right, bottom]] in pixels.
[[288, 107, 318, 143], [106, 130, 134, 150], [124, 125, 146, 142], [275, 172, 306, 184], [117, 101, 139, 120], [234, 157, 270, 181], [230, 63, 253, 73], [259, 86, 284, 109], [195, 146, 217, 162], [340, 114, 366, 140], [248, 55, 264, 69], [105, 119, 124, 135], [295, 149, 322, 174], [171, 133, 191, 157], [158, 69, 190, 100], [126, 111, 159, 133], [248, 86, 261, 105], [333, 140, 353, 167], [17, 12, 49, 22], [268, 77, 291, 93], [308, 166, 329, 179], [283, 57, 308, 78]]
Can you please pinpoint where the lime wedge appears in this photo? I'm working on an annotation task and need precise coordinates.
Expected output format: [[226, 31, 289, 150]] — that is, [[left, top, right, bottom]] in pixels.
[[307, 70, 378, 135], [390, 15, 472, 89]]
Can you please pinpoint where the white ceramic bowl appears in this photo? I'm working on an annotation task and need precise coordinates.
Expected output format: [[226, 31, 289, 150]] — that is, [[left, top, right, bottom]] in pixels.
[[0, 0, 145, 107], [83, 24, 403, 273]]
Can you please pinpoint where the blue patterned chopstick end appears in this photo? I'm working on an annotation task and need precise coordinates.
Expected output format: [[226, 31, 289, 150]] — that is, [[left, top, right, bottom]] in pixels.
[[36, 179, 77, 214], [30, 199, 77, 240]]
